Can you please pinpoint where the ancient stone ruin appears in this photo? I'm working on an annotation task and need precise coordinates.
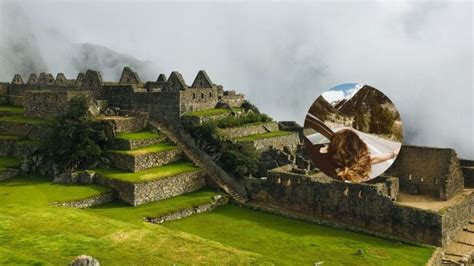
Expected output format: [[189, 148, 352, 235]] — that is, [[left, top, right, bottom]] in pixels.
[[0, 67, 473, 265]]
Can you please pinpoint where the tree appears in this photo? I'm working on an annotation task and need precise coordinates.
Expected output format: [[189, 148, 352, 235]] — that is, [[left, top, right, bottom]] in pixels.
[[39, 96, 110, 173]]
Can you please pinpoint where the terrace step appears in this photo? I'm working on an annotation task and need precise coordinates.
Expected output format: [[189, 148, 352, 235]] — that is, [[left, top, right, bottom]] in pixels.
[[217, 121, 279, 139], [107, 142, 182, 172], [442, 216, 474, 265], [149, 121, 249, 203], [234, 130, 300, 152], [110, 130, 166, 150], [96, 115, 147, 133], [0, 116, 49, 140], [0, 156, 22, 181], [93, 160, 206, 206], [0, 135, 40, 157], [0, 105, 25, 116]]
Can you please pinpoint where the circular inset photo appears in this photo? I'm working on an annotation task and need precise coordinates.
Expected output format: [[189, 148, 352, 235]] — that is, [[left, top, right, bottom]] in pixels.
[[303, 83, 403, 183]]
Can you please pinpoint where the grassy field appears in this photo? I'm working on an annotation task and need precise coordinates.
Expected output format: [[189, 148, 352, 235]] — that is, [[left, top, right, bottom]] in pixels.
[[0, 175, 266, 265], [184, 108, 229, 117], [0, 105, 25, 114], [164, 205, 434, 265], [86, 190, 221, 223], [0, 173, 434, 265], [116, 130, 162, 141], [109, 142, 176, 156], [0, 115, 48, 125], [93, 160, 199, 183], [234, 130, 292, 142]]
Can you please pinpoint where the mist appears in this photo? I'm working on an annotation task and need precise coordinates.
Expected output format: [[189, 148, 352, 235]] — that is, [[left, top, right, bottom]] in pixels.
[[0, 1, 472, 158]]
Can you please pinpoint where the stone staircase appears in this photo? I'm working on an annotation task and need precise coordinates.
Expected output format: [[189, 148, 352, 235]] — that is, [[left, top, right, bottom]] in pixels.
[[149, 121, 249, 203], [442, 218, 474, 265]]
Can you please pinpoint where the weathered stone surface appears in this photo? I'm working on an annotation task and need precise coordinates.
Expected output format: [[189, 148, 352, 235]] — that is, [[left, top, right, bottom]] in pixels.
[[95, 170, 207, 206], [146, 194, 229, 224], [387, 145, 464, 201], [244, 165, 474, 247], [0, 121, 49, 141], [107, 148, 182, 172], [110, 135, 166, 150], [0, 169, 19, 181], [245, 132, 300, 152], [70, 255, 100, 266], [52, 191, 115, 209], [24, 90, 91, 118], [217, 121, 279, 139]]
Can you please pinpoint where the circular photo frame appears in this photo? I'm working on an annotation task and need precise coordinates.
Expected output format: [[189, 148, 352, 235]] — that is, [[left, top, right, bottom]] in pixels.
[[303, 83, 403, 183]]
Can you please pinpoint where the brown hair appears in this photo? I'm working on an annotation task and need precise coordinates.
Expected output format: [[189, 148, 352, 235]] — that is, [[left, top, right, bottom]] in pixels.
[[328, 129, 371, 182]]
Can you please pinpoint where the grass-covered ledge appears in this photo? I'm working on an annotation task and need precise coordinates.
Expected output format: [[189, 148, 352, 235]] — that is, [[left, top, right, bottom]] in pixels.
[[116, 130, 163, 141], [234, 130, 292, 142], [108, 142, 177, 157], [93, 160, 199, 183]]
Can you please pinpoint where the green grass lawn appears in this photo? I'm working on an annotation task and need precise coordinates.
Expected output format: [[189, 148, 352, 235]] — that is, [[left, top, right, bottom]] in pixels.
[[234, 130, 292, 142], [116, 130, 162, 141], [0, 105, 25, 114], [0, 115, 48, 125], [184, 108, 229, 117], [86, 190, 221, 224], [164, 205, 434, 266], [0, 174, 435, 265], [93, 160, 199, 183], [109, 142, 176, 157], [0, 175, 266, 265]]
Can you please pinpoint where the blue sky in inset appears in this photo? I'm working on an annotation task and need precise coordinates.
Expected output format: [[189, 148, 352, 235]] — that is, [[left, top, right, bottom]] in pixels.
[[322, 83, 362, 103]]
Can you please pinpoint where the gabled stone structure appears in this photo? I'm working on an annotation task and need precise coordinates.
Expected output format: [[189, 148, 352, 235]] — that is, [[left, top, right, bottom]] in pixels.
[[191, 70, 213, 88], [156, 73, 167, 82], [165, 71, 187, 91], [11, 74, 24, 85], [27, 74, 38, 85], [54, 73, 67, 85], [119, 66, 141, 85]]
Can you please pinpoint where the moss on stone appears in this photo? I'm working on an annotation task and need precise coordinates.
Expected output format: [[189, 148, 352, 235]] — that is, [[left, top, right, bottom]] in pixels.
[[0, 115, 48, 125], [0, 157, 21, 169], [94, 160, 199, 183], [0, 105, 25, 114], [234, 131, 292, 142], [116, 131, 162, 141], [183, 108, 229, 117], [109, 142, 177, 157]]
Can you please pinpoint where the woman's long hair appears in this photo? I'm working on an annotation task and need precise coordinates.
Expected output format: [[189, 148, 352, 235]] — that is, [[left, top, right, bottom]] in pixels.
[[328, 129, 371, 182]]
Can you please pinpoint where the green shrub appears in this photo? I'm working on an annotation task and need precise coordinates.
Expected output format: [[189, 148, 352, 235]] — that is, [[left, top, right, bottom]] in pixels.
[[37, 96, 110, 172], [241, 100, 260, 114], [216, 112, 272, 128], [218, 142, 260, 178]]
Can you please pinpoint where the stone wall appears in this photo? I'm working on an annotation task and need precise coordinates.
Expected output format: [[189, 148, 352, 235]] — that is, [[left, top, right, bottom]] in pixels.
[[387, 145, 464, 200], [111, 135, 166, 150], [217, 121, 279, 139], [51, 191, 116, 208], [460, 159, 474, 188], [179, 88, 219, 114], [95, 170, 206, 206], [245, 132, 300, 152], [219, 92, 244, 107], [146, 194, 229, 224], [244, 166, 454, 246], [440, 192, 474, 244], [0, 121, 49, 140], [0, 169, 19, 181], [107, 148, 182, 172], [24, 90, 91, 118]]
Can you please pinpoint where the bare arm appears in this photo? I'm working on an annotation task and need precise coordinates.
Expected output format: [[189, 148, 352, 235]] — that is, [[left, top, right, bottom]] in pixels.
[[370, 147, 400, 165]]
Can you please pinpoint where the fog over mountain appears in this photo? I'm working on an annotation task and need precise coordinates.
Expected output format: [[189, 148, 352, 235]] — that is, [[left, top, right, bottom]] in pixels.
[[0, 1, 472, 157]]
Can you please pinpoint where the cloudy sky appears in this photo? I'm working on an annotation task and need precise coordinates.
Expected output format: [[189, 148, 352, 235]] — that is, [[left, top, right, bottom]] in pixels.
[[0, 0, 472, 157]]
